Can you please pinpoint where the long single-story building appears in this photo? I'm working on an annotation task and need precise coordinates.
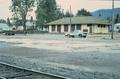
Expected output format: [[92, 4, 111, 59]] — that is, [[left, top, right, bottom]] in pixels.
[[47, 16, 110, 33]]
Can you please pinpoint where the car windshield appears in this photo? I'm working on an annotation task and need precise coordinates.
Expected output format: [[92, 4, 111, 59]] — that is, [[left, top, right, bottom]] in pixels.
[[73, 30, 80, 33]]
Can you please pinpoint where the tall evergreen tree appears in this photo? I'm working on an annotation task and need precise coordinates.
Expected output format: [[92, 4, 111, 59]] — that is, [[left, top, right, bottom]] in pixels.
[[36, 0, 47, 30], [45, 0, 57, 22], [36, 0, 64, 30]]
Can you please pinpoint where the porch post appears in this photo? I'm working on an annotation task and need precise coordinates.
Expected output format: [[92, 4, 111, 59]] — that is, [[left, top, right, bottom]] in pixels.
[[68, 25, 71, 32], [55, 25, 57, 32], [49, 25, 52, 32], [75, 24, 77, 31], [61, 25, 64, 33]]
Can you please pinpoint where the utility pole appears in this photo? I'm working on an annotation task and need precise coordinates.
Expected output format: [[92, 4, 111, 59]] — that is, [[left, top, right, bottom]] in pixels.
[[69, 5, 72, 32], [111, 0, 115, 39]]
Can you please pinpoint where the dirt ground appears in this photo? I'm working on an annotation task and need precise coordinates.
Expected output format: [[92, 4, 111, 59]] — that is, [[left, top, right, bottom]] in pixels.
[[0, 33, 120, 79]]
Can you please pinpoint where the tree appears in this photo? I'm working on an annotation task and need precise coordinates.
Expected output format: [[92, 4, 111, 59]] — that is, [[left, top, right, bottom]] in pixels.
[[0, 19, 6, 23], [10, 0, 35, 33], [106, 17, 111, 22], [65, 11, 74, 17], [76, 8, 92, 16], [55, 7, 65, 19], [36, 0, 64, 30], [15, 19, 23, 27], [36, 0, 46, 30], [7, 18, 12, 26], [115, 14, 120, 23], [30, 16, 33, 22]]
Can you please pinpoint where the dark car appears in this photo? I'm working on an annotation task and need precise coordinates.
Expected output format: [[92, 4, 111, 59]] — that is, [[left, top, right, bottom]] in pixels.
[[4, 31, 15, 36]]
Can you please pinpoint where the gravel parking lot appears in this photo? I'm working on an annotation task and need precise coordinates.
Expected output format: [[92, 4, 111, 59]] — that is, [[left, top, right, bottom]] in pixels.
[[0, 34, 120, 79]]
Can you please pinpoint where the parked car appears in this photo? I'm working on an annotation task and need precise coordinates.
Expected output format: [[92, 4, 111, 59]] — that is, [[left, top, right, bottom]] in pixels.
[[3, 31, 15, 36], [65, 30, 87, 38]]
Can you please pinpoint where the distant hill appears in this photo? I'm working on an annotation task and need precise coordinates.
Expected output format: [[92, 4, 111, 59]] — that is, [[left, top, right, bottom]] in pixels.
[[92, 8, 120, 19]]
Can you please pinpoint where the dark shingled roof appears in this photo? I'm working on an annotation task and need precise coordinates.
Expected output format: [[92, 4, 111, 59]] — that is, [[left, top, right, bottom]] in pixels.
[[47, 16, 110, 25]]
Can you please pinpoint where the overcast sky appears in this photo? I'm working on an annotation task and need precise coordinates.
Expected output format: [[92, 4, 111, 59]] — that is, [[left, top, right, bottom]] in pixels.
[[0, 0, 120, 19]]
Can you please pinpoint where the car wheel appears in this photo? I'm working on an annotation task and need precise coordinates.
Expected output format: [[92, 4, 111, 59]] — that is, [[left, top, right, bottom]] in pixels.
[[68, 35, 71, 38], [8, 33, 10, 35], [66, 34, 70, 38], [79, 34, 82, 38], [83, 36, 86, 38], [12, 33, 15, 35], [72, 35, 75, 38]]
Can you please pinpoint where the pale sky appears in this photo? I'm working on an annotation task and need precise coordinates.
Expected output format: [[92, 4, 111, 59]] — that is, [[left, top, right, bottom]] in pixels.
[[0, 0, 120, 20]]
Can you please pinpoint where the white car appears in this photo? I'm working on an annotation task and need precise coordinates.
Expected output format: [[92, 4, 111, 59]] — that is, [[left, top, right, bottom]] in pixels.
[[65, 30, 87, 38]]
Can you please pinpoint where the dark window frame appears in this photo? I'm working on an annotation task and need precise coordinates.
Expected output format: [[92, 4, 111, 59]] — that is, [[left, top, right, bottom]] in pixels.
[[64, 24, 68, 32], [76, 24, 81, 30], [52, 25, 56, 32], [71, 24, 75, 32]]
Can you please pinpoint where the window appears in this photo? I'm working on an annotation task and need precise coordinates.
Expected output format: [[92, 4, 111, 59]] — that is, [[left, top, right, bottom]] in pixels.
[[103, 25, 106, 28], [98, 24, 101, 28], [76, 24, 81, 30], [71, 24, 75, 32], [57, 25, 61, 33], [64, 25, 68, 32]]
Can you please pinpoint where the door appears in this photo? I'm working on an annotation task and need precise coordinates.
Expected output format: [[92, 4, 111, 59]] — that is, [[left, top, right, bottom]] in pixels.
[[88, 24, 92, 33], [71, 24, 75, 32], [57, 25, 61, 33]]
